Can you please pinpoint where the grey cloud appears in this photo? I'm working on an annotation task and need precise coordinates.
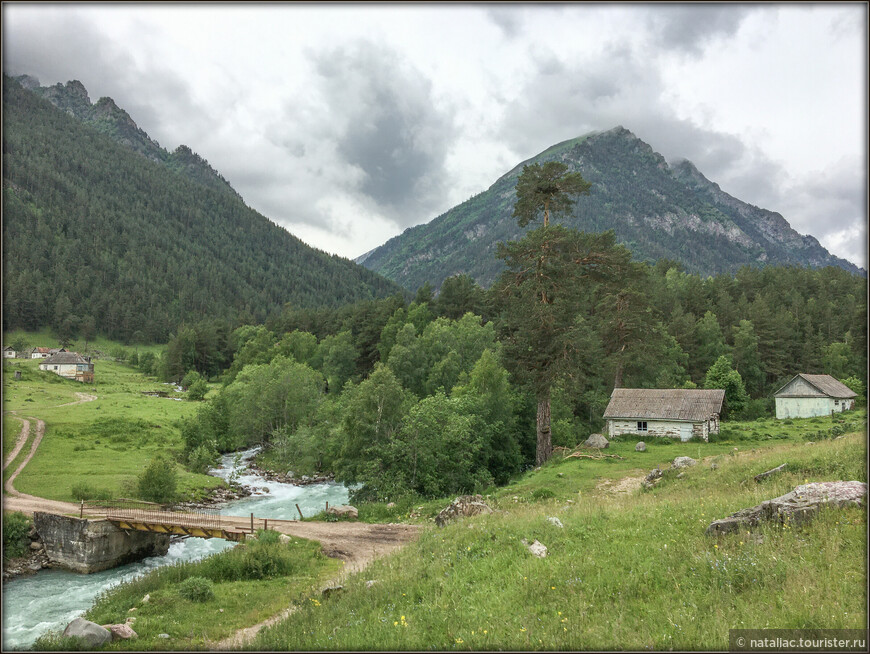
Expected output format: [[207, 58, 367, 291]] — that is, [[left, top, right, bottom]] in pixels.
[[644, 5, 754, 55], [307, 40, 457, 228], [486, 6, 524, 39]]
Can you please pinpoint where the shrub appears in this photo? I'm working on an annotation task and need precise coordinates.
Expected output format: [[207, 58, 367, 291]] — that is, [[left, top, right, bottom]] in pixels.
[[187, 378, 209, 401], [177, 576, 215, 602], [187, 443, 220, 474], [256, 529, 280, 545], [181, 370, 203, 391], [137, 454, 178, 503], [3, 511, 31, 559], [530, 488, 556, 500], [70, 482, 112, 502]]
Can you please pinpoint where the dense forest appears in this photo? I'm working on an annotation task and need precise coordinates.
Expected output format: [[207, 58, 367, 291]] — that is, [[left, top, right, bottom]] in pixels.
[[360, 127, 862, 291], [141, 254, 865, 502], [1, 75, 405, 343]]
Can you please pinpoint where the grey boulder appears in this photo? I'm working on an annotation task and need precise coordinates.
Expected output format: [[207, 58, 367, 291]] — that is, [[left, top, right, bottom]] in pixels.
[[62, 618, 111, 648], [583, 433, 609, 449]]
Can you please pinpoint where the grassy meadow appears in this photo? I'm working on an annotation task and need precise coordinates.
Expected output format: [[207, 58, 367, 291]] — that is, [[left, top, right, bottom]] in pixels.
[[2, 354, 221, 503], [254, 426, 866, 651]]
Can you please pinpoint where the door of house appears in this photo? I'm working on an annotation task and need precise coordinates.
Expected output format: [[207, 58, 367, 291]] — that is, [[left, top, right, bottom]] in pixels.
[[680, 424, 693, 442]]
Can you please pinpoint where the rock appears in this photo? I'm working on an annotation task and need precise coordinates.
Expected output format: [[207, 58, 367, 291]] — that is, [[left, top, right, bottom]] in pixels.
[[142, 593, 150, 603], [583, 433, 609, 449], [62, 618, 111, 648], [547, 517, 564, 528], [676, 472, 685, 479], [262, 486, 270, 493], [557, 473, 564, 477], [635, 442, 646, 452], [278, 534, 292, 544], [646, 468, 663, 482], [29, 541, 43, 551], [128, 607, 137, 612], [522, 539, 548, 558], [435, 495, 493, 527], [365, 580, 379, 588], [322, 585, 343, 598], [754, 463, 787, 482], [125, 617, 137, 625], [326, 505, 359, 520], [302, 475, 310, 482], [711, 463, 719, 470], [706, 481, 867, 536], [386, 502, 396, 508], [671, 456, 697, 469], [109, 624, 138, 640], [158, 633, 170, 639]]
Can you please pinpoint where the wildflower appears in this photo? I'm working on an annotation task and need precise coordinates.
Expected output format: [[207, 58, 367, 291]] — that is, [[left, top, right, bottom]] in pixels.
[[714, 544, 719, 549], [394, 621, 399, 626], [551, 586, 556, 590], [455, 637, 463, 644], [520, 627, 527, 632], [483, 630, 488, 635]]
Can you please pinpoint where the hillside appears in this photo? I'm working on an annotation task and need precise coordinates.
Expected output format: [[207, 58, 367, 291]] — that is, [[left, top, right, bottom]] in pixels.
[[359, 127, 863, 291], [2, 75, 405, 343]]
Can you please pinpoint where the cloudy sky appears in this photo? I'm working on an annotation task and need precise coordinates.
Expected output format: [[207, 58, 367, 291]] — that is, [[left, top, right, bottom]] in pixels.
[[3, 3, 867, 268]]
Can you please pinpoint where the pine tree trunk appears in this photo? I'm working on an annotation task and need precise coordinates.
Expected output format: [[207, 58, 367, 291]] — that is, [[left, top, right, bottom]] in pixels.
[[536, 392, 552, 466]]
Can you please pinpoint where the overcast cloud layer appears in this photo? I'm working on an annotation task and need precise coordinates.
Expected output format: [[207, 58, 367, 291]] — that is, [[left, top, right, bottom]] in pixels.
[[3, 3, 867, 268]]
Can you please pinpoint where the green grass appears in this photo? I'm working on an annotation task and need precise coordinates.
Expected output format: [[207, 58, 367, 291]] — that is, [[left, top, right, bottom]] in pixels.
[[3, 413, 23, 461], [254, 431, 866, 651], [33, 533, 342, 650], [2, 356, 220, 503]]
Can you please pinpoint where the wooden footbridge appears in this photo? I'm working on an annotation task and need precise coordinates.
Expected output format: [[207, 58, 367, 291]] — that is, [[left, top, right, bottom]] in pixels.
[[83, 499, 254, 542]]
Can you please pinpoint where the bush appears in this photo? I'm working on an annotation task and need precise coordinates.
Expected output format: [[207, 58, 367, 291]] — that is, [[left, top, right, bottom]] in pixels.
[[187, 443, 220, 474], [3, 511, 31, 559], [137, 454, 178, 503], [177, 576, 215, 602], [181, 370, 203, 391], [187, 378, 209, 401], [530, 487, 556, 500], [70, 482, 112, 502]]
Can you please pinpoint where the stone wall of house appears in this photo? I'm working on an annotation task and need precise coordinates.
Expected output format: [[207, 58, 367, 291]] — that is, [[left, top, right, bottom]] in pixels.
[[608, 419, 708, 442], [775, 397, 835, 419], [33, 512, 170, 574]]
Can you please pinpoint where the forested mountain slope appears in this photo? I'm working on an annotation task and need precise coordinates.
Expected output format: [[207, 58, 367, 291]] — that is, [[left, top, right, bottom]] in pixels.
[[359, 127, 862, 291], [2, 75, 404, 343]]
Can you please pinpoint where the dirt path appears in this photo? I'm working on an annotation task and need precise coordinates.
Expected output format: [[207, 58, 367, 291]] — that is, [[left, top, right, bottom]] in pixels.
[[3, 415, 31, 470]]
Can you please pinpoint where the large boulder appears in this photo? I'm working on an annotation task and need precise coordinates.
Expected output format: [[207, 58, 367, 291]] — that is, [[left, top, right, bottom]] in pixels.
[[706, 481, 867, 536], [108, 623, 138, 640], [435, 495, 493, 527], [671, 456, 697, 469], [326, 505, 358, 520], [583, 433, 609, 449], [62, 618, 111, 648], [635, 442, 646, 452]]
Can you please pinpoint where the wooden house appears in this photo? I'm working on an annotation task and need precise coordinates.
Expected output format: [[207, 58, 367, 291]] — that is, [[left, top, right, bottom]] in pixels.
[[774, 374, 857, 419], [30, 347, 51, 359], [39, 352, 95, 383], [603, 388, 725, 442], [3, 346, 16, 358]]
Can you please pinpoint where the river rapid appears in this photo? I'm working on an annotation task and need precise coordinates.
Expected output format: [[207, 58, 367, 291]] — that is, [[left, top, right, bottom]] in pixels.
[[1, 448, 349, 650]]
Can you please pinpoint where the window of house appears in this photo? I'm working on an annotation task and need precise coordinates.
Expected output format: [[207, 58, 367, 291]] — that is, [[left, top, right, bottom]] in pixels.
[[637, 421, 648, 432]]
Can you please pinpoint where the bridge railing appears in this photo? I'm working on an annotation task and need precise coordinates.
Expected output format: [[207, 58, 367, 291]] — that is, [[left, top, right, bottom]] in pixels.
[[83, 498, 225, 531]]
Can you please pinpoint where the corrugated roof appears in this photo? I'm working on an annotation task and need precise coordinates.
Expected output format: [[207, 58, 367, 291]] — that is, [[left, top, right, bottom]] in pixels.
[[774, 374, 857, 399], [603, 388, 725, 422], [42, 352, 90, 365]]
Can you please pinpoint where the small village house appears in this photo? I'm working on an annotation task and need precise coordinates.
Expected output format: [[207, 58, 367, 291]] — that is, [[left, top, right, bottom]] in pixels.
[[29, 347, 52, 359], [774, 374, 857, 419], [3, 346, 16, 358], [38, 352, 94, 383], [603, 388, 725, 442]]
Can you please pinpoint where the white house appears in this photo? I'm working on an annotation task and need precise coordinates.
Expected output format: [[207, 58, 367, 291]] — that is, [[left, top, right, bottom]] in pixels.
[[603, 388, 725, 442], [3, 346, 16, 358], [30, 347, 51, 359], [774, 374, 857, 419], [39, 352, 94, 383]]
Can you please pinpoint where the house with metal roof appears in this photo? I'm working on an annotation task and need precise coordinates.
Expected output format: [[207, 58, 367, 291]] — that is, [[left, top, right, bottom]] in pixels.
[[602, 388, 726, 442], [773, 374, 856, 419], [38, 351, 94, 383]]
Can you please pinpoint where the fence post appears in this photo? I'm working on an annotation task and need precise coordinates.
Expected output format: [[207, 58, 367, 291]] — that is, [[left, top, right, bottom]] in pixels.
[[326, 501, 329, 512], [264, 518, 268, 531], [296, 503, 304, 520], [250, 512, 254, 533], [80, 500, 84, 519]]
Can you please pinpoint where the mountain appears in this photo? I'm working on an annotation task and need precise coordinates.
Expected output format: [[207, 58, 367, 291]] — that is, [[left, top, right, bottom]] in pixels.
[[359, 127, 863, 291], [2, 75, 405, 343]]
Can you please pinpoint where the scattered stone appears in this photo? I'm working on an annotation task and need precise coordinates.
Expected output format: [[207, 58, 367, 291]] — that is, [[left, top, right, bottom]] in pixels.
[[158, 633, 170, 639], [387, 502, 396, 508], [219, 609, 224, 613], [547, 517, 564, 528], [365, 580, 380, 588], [671, 456, 697, 469], [62, 618, 111, 648], [29, 541, 43, 551], [109, 624, 138, 640], [326, 505, 359, 520], [676, 472, 685, 479], [142, 593, 150, 603], [435, 495, 493, 527], [557, 472, 564, 478], [278, 534, 292, 544], [583, 433, 609, 449], [635, 442, 646, 452], [706, 481, 867, 536], [522, 539, 548, 558], [754, 463, 787, 483], [262, 486, 270, 493], [322, 585, 343, 598], [128, 607, 137, 612], [125, 617, 137, 625], [710, 463, 719, 470]]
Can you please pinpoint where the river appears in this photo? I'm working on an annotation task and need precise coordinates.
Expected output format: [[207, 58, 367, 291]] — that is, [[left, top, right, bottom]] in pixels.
[[1, 448, 349, 650]]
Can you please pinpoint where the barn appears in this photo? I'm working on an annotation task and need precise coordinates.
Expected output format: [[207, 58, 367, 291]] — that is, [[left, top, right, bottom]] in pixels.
[[773, 374, 857, 419], [603, 388, 725, 442]]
